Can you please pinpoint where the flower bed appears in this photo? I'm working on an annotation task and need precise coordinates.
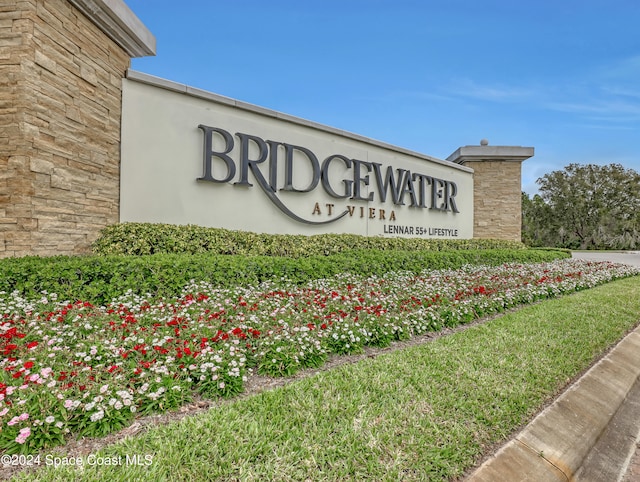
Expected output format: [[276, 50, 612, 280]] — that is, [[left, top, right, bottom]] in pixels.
[[1, 259, 638, 454]]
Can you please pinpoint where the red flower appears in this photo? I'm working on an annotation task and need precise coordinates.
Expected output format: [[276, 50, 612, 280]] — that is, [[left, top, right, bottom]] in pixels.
[[153, 345, 169, 354], [3, 344, 18, 355], [134, 343, 147, 354], [24, 361, 34, 369]]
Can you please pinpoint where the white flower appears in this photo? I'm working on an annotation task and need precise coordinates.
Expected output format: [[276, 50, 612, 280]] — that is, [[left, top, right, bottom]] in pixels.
[[90, 410, 104, 422]]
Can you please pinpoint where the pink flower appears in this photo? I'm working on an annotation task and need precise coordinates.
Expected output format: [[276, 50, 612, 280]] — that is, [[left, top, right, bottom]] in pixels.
[[15, 427, 31, 444]]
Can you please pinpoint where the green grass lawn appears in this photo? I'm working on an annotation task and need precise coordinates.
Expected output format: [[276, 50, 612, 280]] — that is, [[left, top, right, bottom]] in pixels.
[[10, 275, 640, 482]]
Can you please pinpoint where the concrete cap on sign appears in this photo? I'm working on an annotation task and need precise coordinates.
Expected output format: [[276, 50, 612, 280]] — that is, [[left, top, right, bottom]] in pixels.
[[446, 143, 534, 164], [68, 0, 156, 57]]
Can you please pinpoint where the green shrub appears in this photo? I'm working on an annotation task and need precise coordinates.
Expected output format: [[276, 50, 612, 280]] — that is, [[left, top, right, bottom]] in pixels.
[[92, 223, 525, 257], [0, 248, 570, 305]]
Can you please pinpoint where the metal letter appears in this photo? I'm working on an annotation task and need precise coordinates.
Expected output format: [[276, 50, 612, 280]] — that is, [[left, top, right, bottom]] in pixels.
[[321, 154, 353, 198], [234, 132, 269, 187], [197, 125, 236, 183], [430, 178, 446, 211], [445, 181, 459, 213], [351, 159, 374, 201], [281, 144, 321, 192], [412, 173, 432, 208], [371, 163, 406, 205]]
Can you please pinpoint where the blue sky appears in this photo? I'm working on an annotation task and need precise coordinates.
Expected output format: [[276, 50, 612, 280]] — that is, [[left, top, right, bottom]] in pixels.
[[124, 0, 640, 194]]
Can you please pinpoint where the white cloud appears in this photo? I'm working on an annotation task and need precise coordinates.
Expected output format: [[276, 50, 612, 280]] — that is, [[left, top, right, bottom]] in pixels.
[[545, 99, 640, 117], [443, 79, 535, 102], [601, 86, 640, 100], [599, 55, 640, 80]]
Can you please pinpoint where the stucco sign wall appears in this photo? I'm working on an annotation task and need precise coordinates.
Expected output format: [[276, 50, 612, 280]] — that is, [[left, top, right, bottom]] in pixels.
[[120, 71, 474, 238]]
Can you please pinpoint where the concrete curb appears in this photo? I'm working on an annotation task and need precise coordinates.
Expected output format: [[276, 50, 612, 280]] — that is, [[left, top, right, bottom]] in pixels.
[[467, 325, 640, 481]]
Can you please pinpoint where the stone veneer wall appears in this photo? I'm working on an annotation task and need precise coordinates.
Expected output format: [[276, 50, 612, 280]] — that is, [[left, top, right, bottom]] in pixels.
[[464, 160, 524, 241], [1, 0, 131, 257], [447, 144, 533, 242]]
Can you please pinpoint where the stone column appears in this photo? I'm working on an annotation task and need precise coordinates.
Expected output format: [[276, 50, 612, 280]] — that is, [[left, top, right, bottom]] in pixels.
[[447, 140, 533, 242], [0, 0, 154, 258]]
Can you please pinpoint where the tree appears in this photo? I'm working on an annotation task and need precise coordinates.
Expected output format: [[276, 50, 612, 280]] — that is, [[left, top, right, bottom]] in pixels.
[[522, 163, 640, 249], [521, 191, 555, 247]]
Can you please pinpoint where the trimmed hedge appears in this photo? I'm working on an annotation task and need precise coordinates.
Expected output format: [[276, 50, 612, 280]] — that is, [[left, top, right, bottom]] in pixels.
[[0, 248, 570, 305], [92, 223, 526, 257]]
